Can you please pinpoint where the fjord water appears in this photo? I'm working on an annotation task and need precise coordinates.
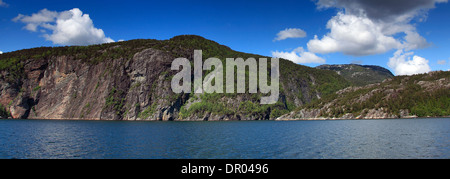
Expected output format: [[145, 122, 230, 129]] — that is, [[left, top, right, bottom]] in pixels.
[[0, 118, 448, 159]]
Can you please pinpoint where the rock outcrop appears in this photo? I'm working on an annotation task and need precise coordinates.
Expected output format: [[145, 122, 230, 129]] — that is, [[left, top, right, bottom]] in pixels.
[[1, 48, 180, 120]]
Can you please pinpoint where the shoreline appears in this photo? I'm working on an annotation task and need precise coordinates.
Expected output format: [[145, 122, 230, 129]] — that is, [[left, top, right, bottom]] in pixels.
[[1, 116, 449, 122], [276, 115, 424, 121]]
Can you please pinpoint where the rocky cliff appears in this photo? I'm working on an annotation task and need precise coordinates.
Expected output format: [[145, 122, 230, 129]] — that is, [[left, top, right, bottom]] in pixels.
[[0, 35, 351, 121], [4, 35, 442, 121], [1, 48, 175, 120]]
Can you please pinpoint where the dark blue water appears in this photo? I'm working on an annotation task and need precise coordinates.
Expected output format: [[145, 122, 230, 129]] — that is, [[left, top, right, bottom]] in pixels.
[[0, 118, 448, 159]]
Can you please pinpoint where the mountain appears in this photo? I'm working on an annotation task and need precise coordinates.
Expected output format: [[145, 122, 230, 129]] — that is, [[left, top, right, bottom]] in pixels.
[[278, 71, 450, 120], [0, 35, 350, 121], [2, 35, 447, 121], [316, 64, 394, 86]]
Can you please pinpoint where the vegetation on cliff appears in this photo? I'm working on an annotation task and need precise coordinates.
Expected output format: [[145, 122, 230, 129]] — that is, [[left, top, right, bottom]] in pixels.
[[290, 71, 450, 119], [0, 35, 353, 120], [0, 104, 10, 118], [4, 35, 441, 121], [316, 64, 394, 86]]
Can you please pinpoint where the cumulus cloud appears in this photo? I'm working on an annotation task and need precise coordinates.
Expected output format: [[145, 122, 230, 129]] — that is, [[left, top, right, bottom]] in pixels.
[[0, 0, 8, 7], [308, 0, 446, 56], [388, 50, 431, 75], [12, 9, 58, 32], [307, 12, 402, 56], [0, 51, 3, 54], [403, 31, 430, 50], [274, 28, 307, 41], [13, 8, 114, 46], [272, 47, 326, 64]]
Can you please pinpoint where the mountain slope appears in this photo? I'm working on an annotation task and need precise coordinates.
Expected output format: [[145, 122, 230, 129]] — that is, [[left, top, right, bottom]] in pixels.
[[316, 64, 394, 86], [0, 35, 350, 121], [278, 71, 450, 120]]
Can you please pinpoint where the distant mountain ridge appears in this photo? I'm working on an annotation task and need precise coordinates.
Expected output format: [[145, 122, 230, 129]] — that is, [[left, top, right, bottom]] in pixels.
[[317, 64, 394, 86]]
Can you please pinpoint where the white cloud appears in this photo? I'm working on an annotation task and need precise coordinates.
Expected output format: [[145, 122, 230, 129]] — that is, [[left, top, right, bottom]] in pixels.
[[12, 9, 58, 32], [272, 47, 326, 64], [0, 51, 3, 54], [13, 8, 114, 46], [308, 0, 445, 56], [351, 60, 363, 65], [274, 28, 307, 41], [0, 0, 8, 7], [437, 60, 446, 65], [307, 12, 402, 56], [388, 50, 431, 76], [403, 31, 430, 50]]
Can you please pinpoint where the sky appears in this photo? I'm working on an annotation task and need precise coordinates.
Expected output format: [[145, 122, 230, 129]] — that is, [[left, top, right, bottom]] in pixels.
[[1, 0, 449, 75]]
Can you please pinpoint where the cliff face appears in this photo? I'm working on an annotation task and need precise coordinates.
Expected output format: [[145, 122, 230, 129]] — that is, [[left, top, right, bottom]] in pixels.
[[0, 35, 351, 121], [278, 71, 450, 120], [1, 48, 179, 120]]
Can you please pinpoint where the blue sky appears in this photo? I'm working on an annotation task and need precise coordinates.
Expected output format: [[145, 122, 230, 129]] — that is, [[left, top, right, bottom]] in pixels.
[[1, 0, 449, 75]]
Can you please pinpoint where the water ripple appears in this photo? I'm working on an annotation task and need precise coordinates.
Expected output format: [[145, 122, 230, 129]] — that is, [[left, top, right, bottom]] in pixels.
[[0, 118, 449, 159]]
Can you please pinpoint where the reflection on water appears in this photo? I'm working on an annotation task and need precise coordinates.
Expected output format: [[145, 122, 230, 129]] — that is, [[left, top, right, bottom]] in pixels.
[[0, 118, 448, 159]]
